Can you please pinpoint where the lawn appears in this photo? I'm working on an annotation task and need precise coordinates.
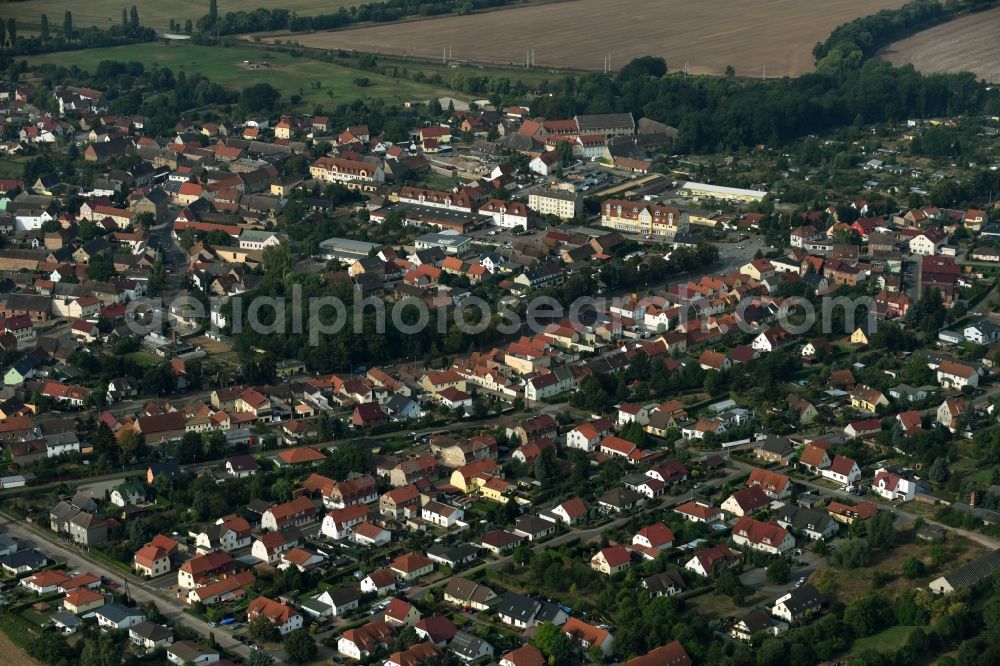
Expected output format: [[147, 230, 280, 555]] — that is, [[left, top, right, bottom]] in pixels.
[[852, 625, 920, 655], [126, 351, 162, 367], [28, 42, 461, 108]]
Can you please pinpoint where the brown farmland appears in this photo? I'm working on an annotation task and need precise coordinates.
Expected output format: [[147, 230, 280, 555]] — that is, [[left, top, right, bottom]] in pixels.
[[878, 7, 1000, 83], [278, 0, 908, 77]]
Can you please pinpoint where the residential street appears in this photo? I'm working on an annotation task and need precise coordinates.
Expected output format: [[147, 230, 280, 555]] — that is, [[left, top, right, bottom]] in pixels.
[[0, 514, 283, 664]]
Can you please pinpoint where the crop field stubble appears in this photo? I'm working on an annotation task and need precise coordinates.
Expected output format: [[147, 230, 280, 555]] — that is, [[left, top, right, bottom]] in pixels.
[[273, 0, 909, 77], [0, 0, 356, 32], [877, 6, 1000, 84]]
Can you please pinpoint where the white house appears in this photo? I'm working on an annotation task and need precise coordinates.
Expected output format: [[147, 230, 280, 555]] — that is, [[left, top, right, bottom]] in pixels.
[[421, 501, 464, 528], [818, 455, 861, 488], [964, 321, 1000, 344], [731, 517, 795, 555], [96, 603, 147, 631], [936, 360, 979, 390], [166, 641, 219, 666], [771, 586, 824, 623], [909, 230, 946, 256], [247, 597, 303, 635], [565, 420, 612, 452], [871, 469, 917, 502], [360, 569, 397, 596], [321, 505, 370, 541], [529, 152, 559, 176], [617, 403, 650, 427]]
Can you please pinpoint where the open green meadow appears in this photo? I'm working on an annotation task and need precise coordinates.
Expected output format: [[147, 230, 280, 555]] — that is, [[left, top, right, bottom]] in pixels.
[[27, 42, 461, 107]]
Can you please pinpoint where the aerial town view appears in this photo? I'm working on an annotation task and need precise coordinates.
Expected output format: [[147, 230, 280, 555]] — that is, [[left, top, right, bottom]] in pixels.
[[0, 0, 1000, 665]]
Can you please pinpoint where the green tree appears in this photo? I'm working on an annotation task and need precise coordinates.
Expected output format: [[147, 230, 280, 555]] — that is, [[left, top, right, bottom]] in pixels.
[[830, 538, 871, 568], [248, 614, 278, 642], [130, 5, 140, 28], [209, 0, 219, 27], [80, 634, 123, 666], [928, 457, 950, 482], [766, 558, 790, 584], [7, 18, 16, 44], [86, 254, 116, 282], [249, 651, 275, 666], [532, 622, 573, 666], [902, 556, 926, 579], [283, 628, 317, 664], [63, 11, 74, 40], [39, 14, 49, 41]]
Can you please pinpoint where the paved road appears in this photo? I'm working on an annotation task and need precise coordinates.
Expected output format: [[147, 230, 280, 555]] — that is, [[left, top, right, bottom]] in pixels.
[[0, 514, 284, 664]]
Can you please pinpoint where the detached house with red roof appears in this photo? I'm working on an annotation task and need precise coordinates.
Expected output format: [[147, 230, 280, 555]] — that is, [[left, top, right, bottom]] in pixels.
[[261, 497, 317, 531], [548, 497, 589, 525], [133, 544, 171, 578], [731, 516, 795, 555], [591, 545, 631, 575], [247, 596, 303, 636], [872, 468, 917, 502], [631, 523, 674, 558], [684, 544, 740, 577], [390, 553, 434, 582], [819, 455, 861, 487], [565, 418, 613, 452], [747, 468, 792, 499]]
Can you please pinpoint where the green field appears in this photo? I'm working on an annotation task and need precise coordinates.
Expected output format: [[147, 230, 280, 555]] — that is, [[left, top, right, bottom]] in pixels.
[[852, 626, 920, 655], [28, 42, 460, 108], [3, 0, 356, 33]]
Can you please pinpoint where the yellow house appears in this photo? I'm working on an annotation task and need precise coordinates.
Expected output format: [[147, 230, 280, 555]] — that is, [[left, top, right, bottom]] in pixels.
[[590, 546, 630, 575], [419, 370, 466, 396], [850, 385, 888, 413], [478, 476, 514, 504], [449, 460, 499, 493], [850, 327, 871, 345], [63, 588, 105, 615]]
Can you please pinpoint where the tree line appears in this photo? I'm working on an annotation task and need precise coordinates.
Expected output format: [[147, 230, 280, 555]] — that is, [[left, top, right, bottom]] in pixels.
[[197, 0, 517, 36]]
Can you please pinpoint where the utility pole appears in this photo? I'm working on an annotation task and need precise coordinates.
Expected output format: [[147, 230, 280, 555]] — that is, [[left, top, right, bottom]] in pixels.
[[762, 65, 766, 81], [443, 47, 446, 64]]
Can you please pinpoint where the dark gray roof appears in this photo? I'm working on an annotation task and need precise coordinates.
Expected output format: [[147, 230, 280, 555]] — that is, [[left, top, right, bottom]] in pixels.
[[129, 621, 173, 641], [514, 515, 555, 536], [575, 113, 635, 132], [450, 630, 491, 658], [326, 583, 360, 606], [97, 603, 145, 624], [775, 584, 824, 617], [939, 549, 1000, 590], [496, 592, 540, 623], [0, 548, 47, 569], [775, 505, 836, 535], [642, 570, 686, 594], [755, 435, 793, 456], [739, 609, 776, 634]]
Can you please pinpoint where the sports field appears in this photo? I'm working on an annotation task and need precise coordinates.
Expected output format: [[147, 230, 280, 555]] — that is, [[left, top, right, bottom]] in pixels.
[[878, 6, 1000, 83], [0, 0, 355, 32], [276, 0, 908, 77], [27, 43, 459, 107]]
